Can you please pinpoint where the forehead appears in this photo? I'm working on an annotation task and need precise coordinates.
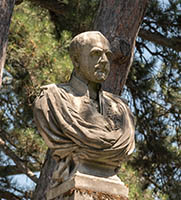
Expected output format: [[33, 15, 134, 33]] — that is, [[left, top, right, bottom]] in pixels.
[[83, 33, 110, 51]]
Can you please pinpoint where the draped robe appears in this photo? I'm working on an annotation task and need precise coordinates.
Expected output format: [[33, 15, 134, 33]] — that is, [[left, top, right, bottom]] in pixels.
[[34, 76, 135, 167]]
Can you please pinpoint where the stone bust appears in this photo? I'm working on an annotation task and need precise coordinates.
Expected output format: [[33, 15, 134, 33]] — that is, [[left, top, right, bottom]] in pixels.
[[34, 31, 135, 184]]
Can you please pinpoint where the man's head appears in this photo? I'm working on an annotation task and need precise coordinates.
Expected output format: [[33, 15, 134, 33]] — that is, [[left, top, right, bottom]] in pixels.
[[69, 31, 112, 83]]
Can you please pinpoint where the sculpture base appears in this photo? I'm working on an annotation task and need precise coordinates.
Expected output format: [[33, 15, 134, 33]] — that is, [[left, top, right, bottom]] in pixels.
[[47, 161, 128, 200], [47, 172, 128, 200]]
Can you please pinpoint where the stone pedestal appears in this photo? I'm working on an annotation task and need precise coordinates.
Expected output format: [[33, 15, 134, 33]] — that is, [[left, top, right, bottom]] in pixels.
[[47, 161, 129, 200]]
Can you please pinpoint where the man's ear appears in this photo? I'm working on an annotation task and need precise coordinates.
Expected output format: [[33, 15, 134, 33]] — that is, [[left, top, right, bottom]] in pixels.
[[73, 55, 79, 69]]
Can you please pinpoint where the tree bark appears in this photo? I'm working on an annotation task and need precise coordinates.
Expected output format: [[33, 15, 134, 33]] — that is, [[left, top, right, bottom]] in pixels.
[[94, 0, 148, 95], [33, 0, 148, 199], [0, 0, 15, 88]]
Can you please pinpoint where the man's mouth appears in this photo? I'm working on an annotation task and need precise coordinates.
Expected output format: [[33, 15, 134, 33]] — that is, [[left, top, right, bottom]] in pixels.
[[94, 70, 107, 80]]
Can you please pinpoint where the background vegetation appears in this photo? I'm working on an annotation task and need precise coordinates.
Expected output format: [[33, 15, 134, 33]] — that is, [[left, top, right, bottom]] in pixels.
[[0, 0, 180, 199]]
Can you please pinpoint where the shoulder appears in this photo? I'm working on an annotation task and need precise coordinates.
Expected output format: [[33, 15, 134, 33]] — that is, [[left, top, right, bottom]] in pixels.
[[103, 90, 135, 123], [40, 83, 57, 92], [40, 83, 68, 90], [38, 83, 72, 95], [34, 83, 71, 106], [102, 90, 128, 105]]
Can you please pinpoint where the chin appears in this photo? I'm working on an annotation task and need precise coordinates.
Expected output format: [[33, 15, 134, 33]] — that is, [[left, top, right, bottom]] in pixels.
[[95, 77, 107, 83], [93, 72, 108, 83]]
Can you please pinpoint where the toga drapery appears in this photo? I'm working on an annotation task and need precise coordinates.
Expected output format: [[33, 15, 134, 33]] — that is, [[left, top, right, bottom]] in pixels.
[[34, 75, 135, 167]]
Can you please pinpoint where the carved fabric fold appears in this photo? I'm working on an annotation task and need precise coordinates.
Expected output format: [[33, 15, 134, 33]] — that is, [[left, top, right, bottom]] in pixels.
[[34, 81, 135, 167]]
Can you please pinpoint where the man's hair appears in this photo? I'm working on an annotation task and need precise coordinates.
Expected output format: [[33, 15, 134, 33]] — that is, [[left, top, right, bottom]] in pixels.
[[69, 31, 107, 65]]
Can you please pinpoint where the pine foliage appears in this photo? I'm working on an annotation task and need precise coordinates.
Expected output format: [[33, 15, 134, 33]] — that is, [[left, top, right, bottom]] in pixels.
[[0, 0, 180, 199], [1, 1, 72, 199]]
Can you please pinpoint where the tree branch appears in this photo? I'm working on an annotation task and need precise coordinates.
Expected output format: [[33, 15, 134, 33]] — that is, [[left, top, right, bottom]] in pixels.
[[0, 138, 38, 183], [138, 29, 181, 52], [0, 165, 39, 177], [0, 190, 21, 200], [29, 0, 68, 15]]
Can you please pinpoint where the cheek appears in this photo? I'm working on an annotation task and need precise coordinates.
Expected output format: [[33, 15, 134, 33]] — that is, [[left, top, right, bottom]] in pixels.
[[79, 57, 88, 70], [89, 55, 100, 63], [87, 58, 98, 70]]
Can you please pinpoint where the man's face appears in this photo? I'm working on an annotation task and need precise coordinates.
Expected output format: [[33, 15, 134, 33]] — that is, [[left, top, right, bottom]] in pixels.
[[78, 34, 112, 83]]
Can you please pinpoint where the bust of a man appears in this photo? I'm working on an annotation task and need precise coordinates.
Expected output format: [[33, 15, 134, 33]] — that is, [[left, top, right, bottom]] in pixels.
[[34, 31, 135, 183]]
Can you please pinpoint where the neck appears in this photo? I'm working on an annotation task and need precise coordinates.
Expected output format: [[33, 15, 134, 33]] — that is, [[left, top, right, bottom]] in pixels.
[[88, 81, 100, 100], [73, 70, 101, 100]]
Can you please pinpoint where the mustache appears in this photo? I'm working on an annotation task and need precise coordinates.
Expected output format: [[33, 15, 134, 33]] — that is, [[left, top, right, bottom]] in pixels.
[[94, 63, 109, 72]]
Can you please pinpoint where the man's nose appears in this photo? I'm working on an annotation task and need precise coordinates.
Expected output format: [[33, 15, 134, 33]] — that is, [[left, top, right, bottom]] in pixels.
[[100, 53, 108, 63]]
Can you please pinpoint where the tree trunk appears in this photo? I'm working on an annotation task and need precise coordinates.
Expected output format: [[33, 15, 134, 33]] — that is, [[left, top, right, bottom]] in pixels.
[[94, 0, 148, 95], [0, 0, 15, 87], [33, 150, 56, 200], [33, 0, 148, 199]]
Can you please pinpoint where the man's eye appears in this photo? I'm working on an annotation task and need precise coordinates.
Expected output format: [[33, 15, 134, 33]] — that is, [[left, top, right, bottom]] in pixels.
[[106, 51, 112, 60], [91, 50, 102, 57]]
